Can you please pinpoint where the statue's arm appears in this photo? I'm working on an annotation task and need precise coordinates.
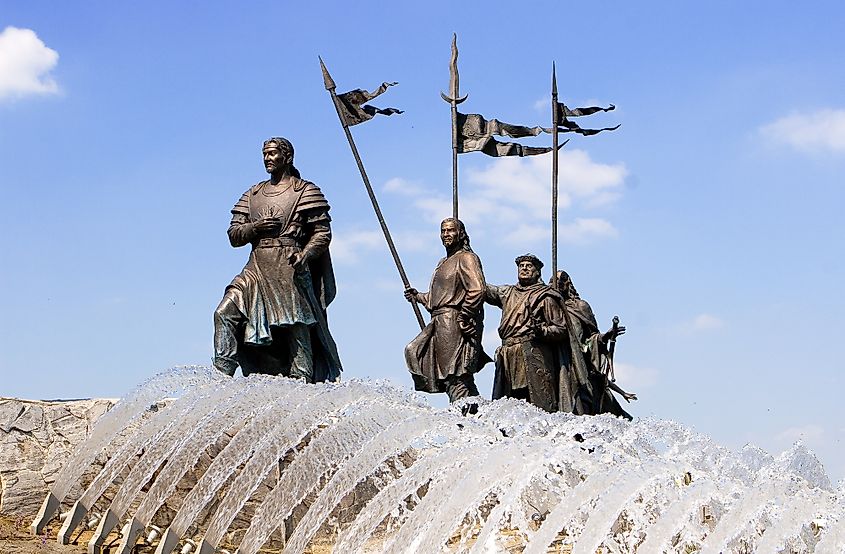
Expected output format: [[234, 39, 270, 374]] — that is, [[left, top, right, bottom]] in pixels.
[[458, 253, 486, 318], [485, 284, 506, 307], [301, 212, 332, 262], [227, 212, 256, 247], [538, 296, 567, 340]]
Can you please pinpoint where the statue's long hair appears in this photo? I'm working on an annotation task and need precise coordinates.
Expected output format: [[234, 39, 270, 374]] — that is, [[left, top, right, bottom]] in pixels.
[[556, 270, 580, 299], [441, 217, 473, 253], [264, 137, 302, 179]]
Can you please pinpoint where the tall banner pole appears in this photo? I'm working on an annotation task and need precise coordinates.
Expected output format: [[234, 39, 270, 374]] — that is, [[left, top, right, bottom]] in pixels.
[[551, 63, 560, 284], [440, 34, 468, 219], [320, 58, 425, 330]]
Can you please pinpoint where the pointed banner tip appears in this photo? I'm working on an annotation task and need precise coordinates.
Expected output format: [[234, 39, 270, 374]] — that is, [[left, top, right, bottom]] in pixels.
[[551, 62, 558, 95], [319, 57, 335, 91]]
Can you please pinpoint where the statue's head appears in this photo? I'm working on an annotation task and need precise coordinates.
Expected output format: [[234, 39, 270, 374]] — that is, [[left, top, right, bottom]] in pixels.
[[555, 269, 579, 299], [440, 218, 471, 252], [515, 254, 543, 285], [262, 137, 300, 177]]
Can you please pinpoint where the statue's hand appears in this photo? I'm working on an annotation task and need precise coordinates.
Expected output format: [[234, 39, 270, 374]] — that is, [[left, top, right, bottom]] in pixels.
[[254, 218, 282, 237], [603, 325, 626, 342], [457, 313, 477, 336], [404, 287, 419, 303], [623, 391, 637, 403], [288, 251, 308, 271]]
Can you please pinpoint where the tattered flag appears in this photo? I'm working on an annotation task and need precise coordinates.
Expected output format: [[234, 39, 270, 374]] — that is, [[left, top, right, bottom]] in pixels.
[[457, 112, 554, 157], [555, 102, 619, 136], [337, 82, 404, 126], [458, 112, 549, 139], [558, 103, 615, 118], [460, 136, 557, 157], [557, 119, 621, 136]]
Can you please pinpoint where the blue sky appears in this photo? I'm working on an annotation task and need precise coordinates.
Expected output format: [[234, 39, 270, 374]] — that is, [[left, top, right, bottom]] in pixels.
[[1, 2, 843, 478]]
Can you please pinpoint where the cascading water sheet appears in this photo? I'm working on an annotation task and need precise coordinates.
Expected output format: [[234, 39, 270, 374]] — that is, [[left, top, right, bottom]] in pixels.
[[43, 367, 838, 554]]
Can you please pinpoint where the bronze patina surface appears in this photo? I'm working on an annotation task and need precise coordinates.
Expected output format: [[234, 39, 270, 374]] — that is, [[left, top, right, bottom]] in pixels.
[[404, 219, 492, 407], [213, 137, 341, 382]]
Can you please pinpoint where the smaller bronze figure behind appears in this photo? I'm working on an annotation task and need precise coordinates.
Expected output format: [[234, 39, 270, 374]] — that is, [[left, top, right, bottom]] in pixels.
[[556, 270, 636, 419], [404, 219, 492, 407], [485, 254, 566, 412], [213, 137, 342, 382]]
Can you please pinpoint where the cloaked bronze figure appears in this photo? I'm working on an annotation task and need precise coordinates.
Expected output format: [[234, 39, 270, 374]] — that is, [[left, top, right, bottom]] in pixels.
[[213, 137, 342, 381], [556, 270, 636, 419], [404, 219, 492, 406], [485, 254, 565, 412]]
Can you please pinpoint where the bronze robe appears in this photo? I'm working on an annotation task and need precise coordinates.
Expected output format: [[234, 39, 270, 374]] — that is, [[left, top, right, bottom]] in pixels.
[[563, 297, 632, 420], [405, 250, 492, 393], [486, 283, 566, 412], [223, 177, 342, 381]]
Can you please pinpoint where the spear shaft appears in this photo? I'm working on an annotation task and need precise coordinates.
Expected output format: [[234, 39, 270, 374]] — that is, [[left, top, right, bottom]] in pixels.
[[320, 58, 425, 330], [450, 100, 459, 219], [551, 63, 560, 283]]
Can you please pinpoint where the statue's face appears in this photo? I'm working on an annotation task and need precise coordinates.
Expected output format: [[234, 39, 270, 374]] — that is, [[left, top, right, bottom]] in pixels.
[[440, 220, 460, 249], [263, 146, 288, 174], [517, 260, 540, 284]]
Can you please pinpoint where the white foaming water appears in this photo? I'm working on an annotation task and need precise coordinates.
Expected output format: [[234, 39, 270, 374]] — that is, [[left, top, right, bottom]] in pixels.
[[44, 366, 839, 553], [51, 365, 220, 500]]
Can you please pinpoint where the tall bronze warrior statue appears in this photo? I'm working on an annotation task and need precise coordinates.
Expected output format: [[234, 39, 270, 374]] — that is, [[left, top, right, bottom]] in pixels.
[[556, 269, 636, 419], [213, 137, 342, 382], [404, 218, 492, 411], [485, 254, 566, 413]]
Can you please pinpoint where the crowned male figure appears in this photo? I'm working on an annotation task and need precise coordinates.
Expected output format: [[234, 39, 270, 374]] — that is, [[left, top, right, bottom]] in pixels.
[[485, 254, 566, 412], [213, 137, 342, 382], [404, 218, 492, 407]]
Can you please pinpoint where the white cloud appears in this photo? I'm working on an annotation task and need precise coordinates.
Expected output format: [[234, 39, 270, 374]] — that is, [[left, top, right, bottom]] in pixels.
[[383, 177, 425, 196], [0, 26, 60, 101], [330, 230, 383, 264], [501, 218, 617, 246], [613, 362, 658, 391], [775, 424, 825, 447], [332, 228, 433, 265], [760, 109, 845, 154], [400, 150, 625, 226], [690, 313, 724, 331], [382, 149, 626, 249]]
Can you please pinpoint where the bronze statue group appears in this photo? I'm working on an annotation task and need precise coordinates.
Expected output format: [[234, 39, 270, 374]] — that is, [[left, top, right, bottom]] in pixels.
[[212, 137, 637, 420]]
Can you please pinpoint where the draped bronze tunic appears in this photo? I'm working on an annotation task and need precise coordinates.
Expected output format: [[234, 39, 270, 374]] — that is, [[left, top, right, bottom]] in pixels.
[[405, 250, 492, 393], [222, 177, 341, 381]]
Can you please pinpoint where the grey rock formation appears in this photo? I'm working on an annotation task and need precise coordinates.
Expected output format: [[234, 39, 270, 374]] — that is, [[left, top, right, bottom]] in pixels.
[[0, 398, 115, 516]]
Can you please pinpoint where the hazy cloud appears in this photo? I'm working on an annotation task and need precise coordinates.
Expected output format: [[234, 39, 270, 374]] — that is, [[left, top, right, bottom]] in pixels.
[[332, 228, 433, 265], [330, 230, 383, 264], [386, 150, 625, 249], [690, 313, 724, 331], [775, 424, 825, 447], [0, 26, 60, 101], [613, 362, 658, 390], [760, 109, 845, 154], [383, 177, 425, 196]]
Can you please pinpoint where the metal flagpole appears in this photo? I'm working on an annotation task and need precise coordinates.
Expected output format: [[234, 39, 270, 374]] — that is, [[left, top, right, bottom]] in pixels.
[[320, 57, 425, 330], [440, 34, 468, 220]]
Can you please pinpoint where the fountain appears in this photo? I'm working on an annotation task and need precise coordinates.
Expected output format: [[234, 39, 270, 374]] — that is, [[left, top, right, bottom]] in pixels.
[[30, 366, 842, 553]]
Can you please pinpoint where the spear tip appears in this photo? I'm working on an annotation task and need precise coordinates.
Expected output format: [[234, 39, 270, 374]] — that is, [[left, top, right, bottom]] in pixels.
[[319, 56, 336, 91], [551, 62, 558, 96]]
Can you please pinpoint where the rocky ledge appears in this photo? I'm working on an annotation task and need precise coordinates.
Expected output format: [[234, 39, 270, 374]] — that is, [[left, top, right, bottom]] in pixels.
[[0, 398, 115, 517]]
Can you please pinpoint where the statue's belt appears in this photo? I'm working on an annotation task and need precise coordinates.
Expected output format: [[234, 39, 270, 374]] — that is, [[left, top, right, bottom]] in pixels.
[[502, 335, 532, 347], [431, 306, 460, 316], [255, 237, 301, 249]]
